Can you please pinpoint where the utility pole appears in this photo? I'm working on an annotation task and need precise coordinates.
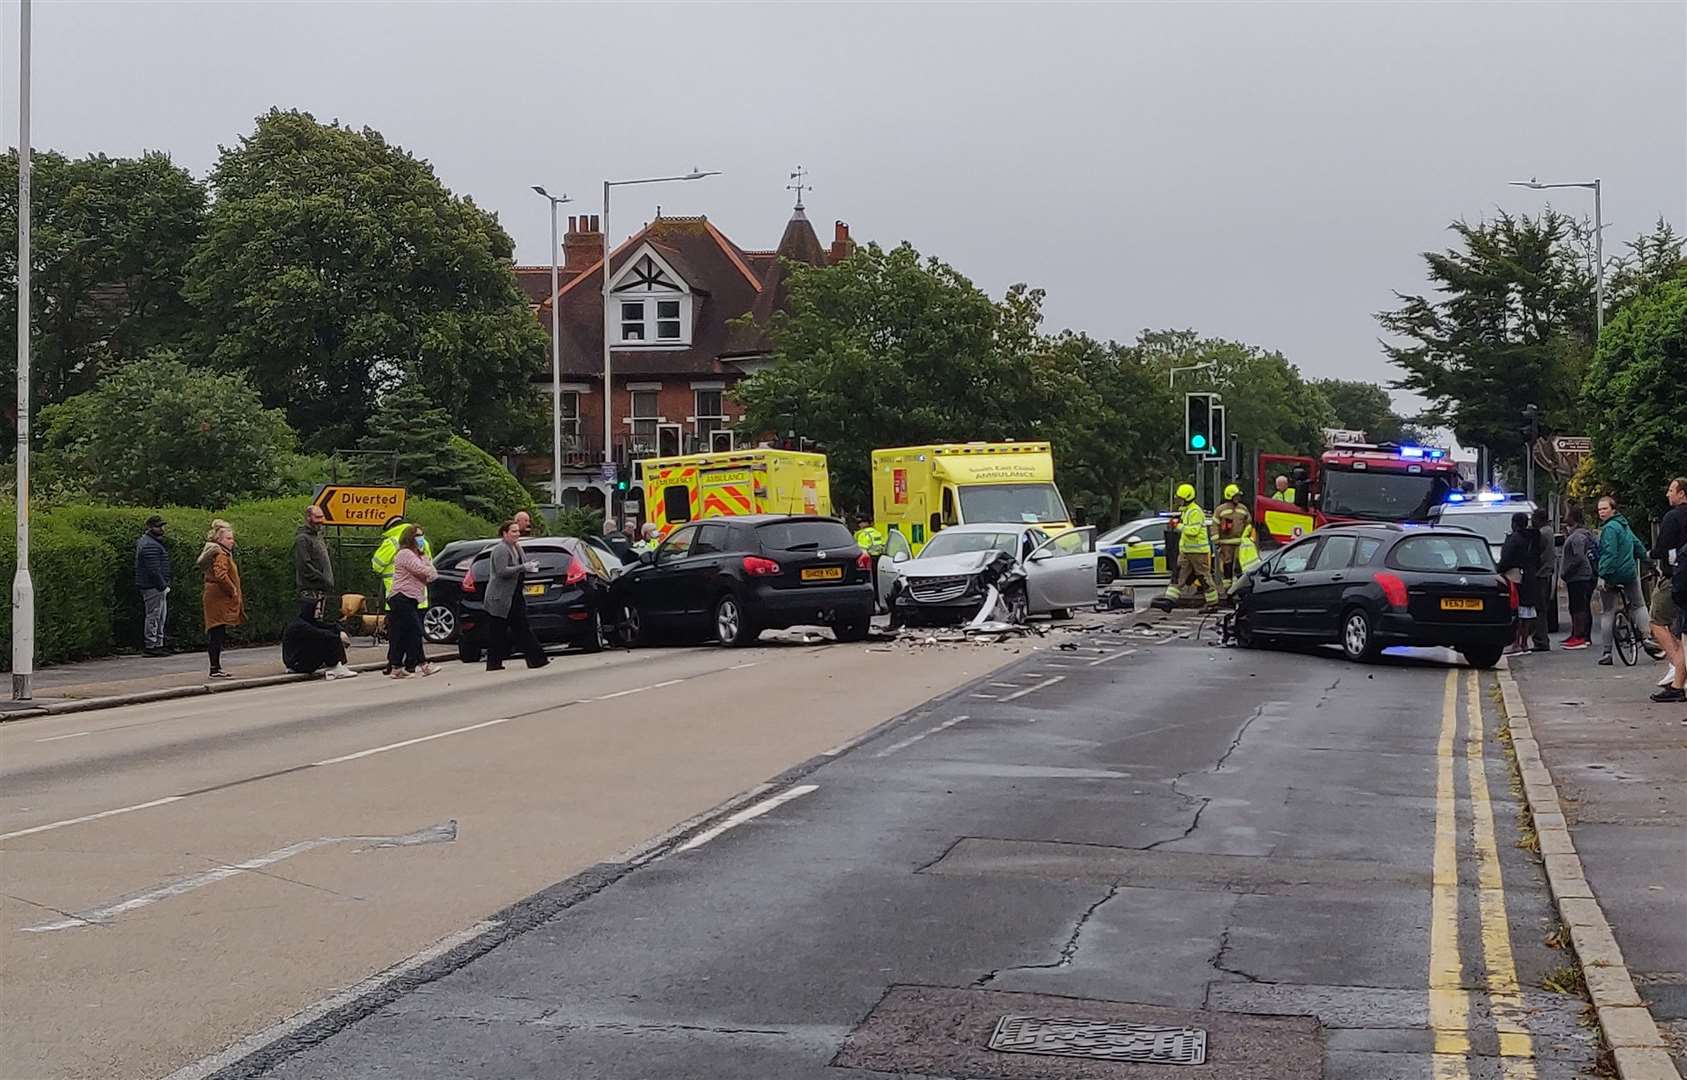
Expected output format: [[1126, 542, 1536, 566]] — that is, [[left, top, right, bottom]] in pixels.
[[13, 0, 34, 701]]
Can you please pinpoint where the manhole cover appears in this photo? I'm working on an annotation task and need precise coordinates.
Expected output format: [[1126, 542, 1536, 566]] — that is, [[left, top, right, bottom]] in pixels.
[[988, 1014, 1208, 1065]]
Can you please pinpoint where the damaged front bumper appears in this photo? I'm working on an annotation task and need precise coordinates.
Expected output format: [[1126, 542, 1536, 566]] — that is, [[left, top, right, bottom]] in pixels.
[[891, 551, 1027, 628]]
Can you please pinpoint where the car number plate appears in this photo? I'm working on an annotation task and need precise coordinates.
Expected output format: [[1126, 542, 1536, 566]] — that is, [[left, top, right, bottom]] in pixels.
[[1440, 597, 1483, 611], [524, 583, 546, 596], [801, 567, 843, 582]]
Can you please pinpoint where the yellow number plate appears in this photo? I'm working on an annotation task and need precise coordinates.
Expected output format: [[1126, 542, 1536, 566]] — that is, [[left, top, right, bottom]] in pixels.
[[801, 567, 843, 582], [524, 583, 546, 596], [1440, 597, 1482, 611]]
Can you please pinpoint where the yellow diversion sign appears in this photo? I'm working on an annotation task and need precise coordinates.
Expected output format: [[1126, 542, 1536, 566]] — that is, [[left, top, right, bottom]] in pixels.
[[312, 485, 407, 527]]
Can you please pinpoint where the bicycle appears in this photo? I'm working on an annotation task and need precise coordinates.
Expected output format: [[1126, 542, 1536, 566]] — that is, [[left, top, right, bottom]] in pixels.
[[1606, 585, 1644, 666]]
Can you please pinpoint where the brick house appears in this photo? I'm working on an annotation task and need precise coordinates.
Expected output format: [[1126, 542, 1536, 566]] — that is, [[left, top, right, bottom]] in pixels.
[[512, 201, 854, 508]]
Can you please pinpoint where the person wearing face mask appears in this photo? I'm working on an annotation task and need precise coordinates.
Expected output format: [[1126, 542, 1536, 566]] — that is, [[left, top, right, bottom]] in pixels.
[[483, 519, 549, 671]]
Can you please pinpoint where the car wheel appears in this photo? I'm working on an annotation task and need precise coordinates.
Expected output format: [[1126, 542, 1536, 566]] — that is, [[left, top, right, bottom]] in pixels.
[[1049, 608, 1074, 621], [1461, 644, 1503, 669], [457, 640, 483, 664], [423, 604, 457, 644], [714, 593, 757, 647], [1234, 609, 1258, 648], [834, 617, 870, 643], [1340, 606, 1380, 663], [1097, 559, 1119, 587], [617, 603, 644, 647], [1004, 587, 1029, 625], [581, 608, 604, 653]]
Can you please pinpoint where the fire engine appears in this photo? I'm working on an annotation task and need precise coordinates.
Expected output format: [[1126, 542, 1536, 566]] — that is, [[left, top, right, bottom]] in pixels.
[[1253, 442, 1464, 547]]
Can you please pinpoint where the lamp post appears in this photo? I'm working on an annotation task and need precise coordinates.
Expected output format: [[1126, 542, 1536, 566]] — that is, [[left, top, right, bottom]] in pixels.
[[1509, 177, 1604, 338], [531, 185, 572, 507], [13, 0, 33, 701], [600, 170, 719, 512]]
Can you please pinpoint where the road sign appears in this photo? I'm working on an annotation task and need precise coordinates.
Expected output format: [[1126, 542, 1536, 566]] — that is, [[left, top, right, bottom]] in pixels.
[[1551, 436, 1592, 454], [312, 485, 407, 527]]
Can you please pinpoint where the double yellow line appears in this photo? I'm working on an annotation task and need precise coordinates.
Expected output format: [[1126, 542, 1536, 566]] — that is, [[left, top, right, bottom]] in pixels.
[[1429, 668, 1536, 1079]]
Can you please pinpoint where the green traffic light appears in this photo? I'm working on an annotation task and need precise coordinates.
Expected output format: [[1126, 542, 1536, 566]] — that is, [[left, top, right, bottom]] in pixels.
[[1190, 434, 1208, 450]]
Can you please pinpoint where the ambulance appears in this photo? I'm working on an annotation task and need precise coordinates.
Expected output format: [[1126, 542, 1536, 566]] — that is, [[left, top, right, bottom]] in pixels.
[[870, 442, 1071, 553], [639, 448, 832, 537]]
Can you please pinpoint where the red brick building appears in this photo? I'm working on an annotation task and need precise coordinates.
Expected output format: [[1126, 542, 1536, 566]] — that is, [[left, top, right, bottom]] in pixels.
[[512, 202, 853, 507]]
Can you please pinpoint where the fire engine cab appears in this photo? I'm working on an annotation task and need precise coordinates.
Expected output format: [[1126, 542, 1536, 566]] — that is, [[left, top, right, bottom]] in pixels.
[[1254, 442, 1463, 547]]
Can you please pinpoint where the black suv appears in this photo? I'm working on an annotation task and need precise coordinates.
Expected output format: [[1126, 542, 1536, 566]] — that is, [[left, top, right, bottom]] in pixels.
[[1234, 524, 1515, 668], [613, 515, 875, 647]]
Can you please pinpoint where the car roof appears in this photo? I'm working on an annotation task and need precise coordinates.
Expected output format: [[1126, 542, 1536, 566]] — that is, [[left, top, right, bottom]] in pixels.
[[1433, 500, 1538, 514], [679, 514, 842, 526], [930, 523, 1033, 535]]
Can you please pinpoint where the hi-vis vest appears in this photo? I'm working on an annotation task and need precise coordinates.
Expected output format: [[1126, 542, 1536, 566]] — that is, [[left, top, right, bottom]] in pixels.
[[1178, 504, 1211, 554]]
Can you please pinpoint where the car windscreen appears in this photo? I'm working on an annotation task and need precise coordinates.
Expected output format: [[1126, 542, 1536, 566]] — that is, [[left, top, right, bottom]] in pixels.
[[1438, 511, 1513, 545], [1322, 470, 1451, 522], [958, 483, 1068, 524], [919, 531, 1018, 559], [755, 520, 854, 552], [1389, 534, 1497, 574]]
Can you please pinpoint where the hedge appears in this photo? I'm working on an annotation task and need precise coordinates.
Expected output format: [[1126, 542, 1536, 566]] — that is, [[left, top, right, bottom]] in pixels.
[[0, 497, 497, 669]]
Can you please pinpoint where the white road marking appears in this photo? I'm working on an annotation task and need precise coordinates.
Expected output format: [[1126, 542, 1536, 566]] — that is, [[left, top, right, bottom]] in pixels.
[[971, 693, 999, 700], [311, 718, 513, 766], [160, 917, 503, 1080], [728, 662, 760, 671], [34, 730, 91, 743], [999, 675, 1065, 702], [1088, 648, 1138, 667], [0, 796, 185, 842], [675, 784, 818, 852], [21, 823, 457, 933], [988, 682, 1022, 689], [874, 715, 969, 758]]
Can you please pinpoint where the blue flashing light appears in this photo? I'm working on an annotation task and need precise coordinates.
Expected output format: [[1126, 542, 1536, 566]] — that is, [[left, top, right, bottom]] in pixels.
[[1446, 492, 1466, 503], [1476, 491, 1505, 503], [1400, 446, 1425, 459]]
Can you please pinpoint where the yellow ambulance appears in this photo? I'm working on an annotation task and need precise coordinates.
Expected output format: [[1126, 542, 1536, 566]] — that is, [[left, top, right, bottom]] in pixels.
[[640, 448, 832, 537], [870, 442, 1071, 552]]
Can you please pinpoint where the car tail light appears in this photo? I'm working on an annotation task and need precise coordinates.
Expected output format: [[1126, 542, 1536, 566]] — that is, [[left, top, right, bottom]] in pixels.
[[856, 551, 872, 571], [743, 556, 781, 577], [565, 557, 587, 586], [461, 565, 477, 593], [1505, 577, 1519, 612], [1375, 571, 1408, 610]]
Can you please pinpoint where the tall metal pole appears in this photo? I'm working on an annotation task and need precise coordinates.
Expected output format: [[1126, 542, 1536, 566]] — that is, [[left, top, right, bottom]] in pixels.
[[547, 199, 562, 506], [13, 0, 34, 701], [1592, 178, 1603, 341], [601, 180, 613, 517]]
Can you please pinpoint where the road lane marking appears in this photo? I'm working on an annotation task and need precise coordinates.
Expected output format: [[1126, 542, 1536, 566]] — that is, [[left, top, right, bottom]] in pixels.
[[1430, 669, 1472, 1070], [1464, 670, 1537, 1068], [34, 730, 91, 743], [1000, 676, 1064, 702], [988, 682, 1023, 689], [1088, 648, 1138, 667], [874, 715, 968, 758], [971, 693, 999, 700], [0, 796, 185, 842], [311, 718, 513, 766], [20, 822, 457, 932], [675, 784, 817, 852]]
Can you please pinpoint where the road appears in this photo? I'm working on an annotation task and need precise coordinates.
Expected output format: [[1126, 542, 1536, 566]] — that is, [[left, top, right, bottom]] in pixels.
[[1, 611, 1602, 1079]]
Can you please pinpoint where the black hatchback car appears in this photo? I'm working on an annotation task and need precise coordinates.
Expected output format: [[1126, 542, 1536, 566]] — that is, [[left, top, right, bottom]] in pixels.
[[1234, 524, 1515, 668], [613, 515, 875, 647], [455, 538, 619, 662]]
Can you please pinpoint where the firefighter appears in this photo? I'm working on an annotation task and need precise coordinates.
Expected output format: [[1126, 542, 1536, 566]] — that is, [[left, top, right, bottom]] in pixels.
[[1164, 484, 1219, 609], [1213, 483, 1252, 592]]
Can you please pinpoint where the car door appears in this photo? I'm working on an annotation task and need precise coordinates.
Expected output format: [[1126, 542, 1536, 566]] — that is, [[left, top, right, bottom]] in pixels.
[[878, 529, 914, 610], [1249, 536, 1322, 635], [682, 523, 733, 620], [1298, 533, 1359, 640], [642, 525, 698, 626], [1024, 527, 1098, 612]]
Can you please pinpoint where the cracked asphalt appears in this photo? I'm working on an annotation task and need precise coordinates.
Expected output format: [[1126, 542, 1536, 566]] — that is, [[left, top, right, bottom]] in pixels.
[[214, 620, 1601, 1080]]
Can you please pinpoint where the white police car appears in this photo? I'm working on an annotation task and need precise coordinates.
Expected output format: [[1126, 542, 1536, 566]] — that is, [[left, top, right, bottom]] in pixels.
[[1095, 515, 1173, 585]]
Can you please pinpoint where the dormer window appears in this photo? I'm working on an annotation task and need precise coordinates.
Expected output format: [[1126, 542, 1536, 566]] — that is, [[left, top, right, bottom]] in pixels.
[[610, 250, 692, 347]]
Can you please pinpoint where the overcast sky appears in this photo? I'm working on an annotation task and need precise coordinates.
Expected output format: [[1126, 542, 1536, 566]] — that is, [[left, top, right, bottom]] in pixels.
[[4, 1, 1684, 403]]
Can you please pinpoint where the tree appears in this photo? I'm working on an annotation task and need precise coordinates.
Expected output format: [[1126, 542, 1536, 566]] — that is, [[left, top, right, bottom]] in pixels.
[[36, 352, 297, 507], [185, 109, 547, 452], [1580, 270, 1687, 530], [1309, 379, 1423, 444], [1379, 211, 1595, 466], [1136, 330, 1333, 458], [735, 243, 1062, 510], [0, 150, 206, 433], [1606, 218, 1686, 311], [355, 382, 529, 523]]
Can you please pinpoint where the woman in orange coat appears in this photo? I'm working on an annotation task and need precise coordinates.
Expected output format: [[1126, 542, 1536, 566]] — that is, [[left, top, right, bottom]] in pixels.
[[198, 519, 244, 679]]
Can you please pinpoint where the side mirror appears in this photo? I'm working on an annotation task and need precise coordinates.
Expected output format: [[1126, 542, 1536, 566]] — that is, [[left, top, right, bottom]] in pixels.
[[929, 513, 943, 535], [892, 551, 910, 564], [1124, 535, 1142, 545]]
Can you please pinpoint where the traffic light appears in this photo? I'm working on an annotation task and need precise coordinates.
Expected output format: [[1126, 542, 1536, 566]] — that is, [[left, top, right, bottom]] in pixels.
[[1184, 393, 1215, 455], [1207, 404, 1227, 460], [614, 464, 630, 493]]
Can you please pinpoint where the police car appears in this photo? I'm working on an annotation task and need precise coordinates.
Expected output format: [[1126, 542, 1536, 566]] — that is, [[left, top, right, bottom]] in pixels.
[[1095, 515, 1173, 585], [1426, 493, 1556, 617]]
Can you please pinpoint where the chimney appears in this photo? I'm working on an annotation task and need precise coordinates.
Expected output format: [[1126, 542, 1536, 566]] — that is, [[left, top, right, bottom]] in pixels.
[[564, 213, 603, 272], [828, 220, 855, 266]]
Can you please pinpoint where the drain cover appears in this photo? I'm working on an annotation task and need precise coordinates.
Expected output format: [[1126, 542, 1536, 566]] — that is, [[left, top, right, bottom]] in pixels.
[[988, 1014, 1208, 1065]]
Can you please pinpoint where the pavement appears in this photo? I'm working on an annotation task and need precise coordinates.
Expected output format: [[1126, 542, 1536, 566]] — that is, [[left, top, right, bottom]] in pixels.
[[1503, 629, 1687, 1072]]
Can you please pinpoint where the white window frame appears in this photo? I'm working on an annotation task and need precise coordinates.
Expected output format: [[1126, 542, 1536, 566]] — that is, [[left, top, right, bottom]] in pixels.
[[609, 246, 692, 348], [691, 387, 730, 448]]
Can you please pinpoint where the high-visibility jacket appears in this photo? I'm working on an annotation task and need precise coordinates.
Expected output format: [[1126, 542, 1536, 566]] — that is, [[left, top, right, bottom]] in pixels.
[[372, 524, 433, 601], [1238, 525, 1262, 572], [1278, 487, 1297, 504], [1214, 500, 1250, 548], [1178, 504, 1211, 554], [854, 526, 886, 556]]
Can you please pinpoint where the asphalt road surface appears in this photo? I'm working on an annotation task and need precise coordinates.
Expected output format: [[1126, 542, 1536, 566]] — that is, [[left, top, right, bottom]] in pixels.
[[2, 612, 1600, 1079]]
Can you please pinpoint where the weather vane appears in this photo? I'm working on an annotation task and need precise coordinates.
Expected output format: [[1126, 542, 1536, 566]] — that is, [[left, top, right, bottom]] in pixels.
[[787, 165, 811, 210]]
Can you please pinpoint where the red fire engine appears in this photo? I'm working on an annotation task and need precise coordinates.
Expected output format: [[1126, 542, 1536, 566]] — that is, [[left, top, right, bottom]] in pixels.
[[1253, 442, 1464, 547]]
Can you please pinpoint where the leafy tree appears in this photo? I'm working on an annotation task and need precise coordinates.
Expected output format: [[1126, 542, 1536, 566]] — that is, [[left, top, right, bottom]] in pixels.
[[185, 109, 547, 452], [1580, 270, 1687, 530], [1606, 218, 1686, 311], [354, 382, 529, 523], [0, 150, 206, 431], [36, 351, 298, 507], [1136, 330, 1333, 459], [735, 242, 1063, 510], [1309, 379, 1423, 444], [1379, 211, 1595, 465]]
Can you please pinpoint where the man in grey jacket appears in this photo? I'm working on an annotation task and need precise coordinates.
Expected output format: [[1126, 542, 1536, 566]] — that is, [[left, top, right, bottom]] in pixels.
[[1559, 505, 1597, 649], [134, 515, 172, 656], [484, 520, 548, 671]]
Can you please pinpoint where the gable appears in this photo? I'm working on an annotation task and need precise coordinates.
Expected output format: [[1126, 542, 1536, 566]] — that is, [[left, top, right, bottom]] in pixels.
[[610, 245, 690, 298]]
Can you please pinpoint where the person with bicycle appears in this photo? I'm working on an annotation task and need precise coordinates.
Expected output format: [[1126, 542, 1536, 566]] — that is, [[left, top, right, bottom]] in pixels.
[[1644, 477, 1687, 703], [1595, 494, 1664, 666]]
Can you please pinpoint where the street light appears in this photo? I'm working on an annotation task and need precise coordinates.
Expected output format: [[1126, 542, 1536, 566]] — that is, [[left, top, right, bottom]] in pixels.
[[1509, 177, 1604, 338], [600, 169, 719, 512], [13, 0, 33, 701], [531, 185, 572, 506]]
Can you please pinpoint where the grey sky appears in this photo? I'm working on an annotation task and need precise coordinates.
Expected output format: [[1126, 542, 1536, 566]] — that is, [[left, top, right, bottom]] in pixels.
[[4, 1, 1684, 403]]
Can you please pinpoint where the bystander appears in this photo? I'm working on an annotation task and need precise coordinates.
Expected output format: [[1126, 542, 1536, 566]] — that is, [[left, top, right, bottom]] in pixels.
[[134, 515, 173, 657], [1646, 477, 1686, 703], [1559, 505, 1596, 650]]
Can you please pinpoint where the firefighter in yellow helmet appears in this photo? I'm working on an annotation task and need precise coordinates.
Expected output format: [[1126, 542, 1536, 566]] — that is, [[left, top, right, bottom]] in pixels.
[[1212, 482, 1252, 593], [1164, 483, 1219, 608]]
